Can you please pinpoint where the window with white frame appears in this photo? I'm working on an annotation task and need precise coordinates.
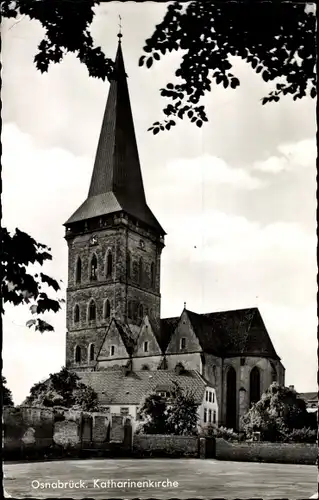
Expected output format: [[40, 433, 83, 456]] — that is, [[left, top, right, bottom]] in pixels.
[[212, 392, 215, 403], [208, 409, 212, 423], [143, 341, 149, 353], [205, 390, 208, 401], [213, 410, 216, 424], [110, 345, 115, 356], [204, 408, 207, 423], [209, 391, 212, 402]]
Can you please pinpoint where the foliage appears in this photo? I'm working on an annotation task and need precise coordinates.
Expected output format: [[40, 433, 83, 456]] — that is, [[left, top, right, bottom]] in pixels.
[[166, 382, 199, 435], [241, 383, 317, 442], [138, 393, 168, 435], [1, 228, 64, 332], [2, 376, 14, 406], [139, 382, 199, 436], [24, 367, 100, 411], [282, 427, 317, 444], [200, 423, 239, 441], [2, 1, 316, 134]]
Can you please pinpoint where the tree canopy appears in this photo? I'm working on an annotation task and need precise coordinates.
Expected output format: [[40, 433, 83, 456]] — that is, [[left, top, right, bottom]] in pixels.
[[23, 367, 100, 411], [2, 0, 316, 134], [1, 228, 64, 333], [138, 381, 198, 435], [241, 383, 317, 442], [2, 376, 14, 407]]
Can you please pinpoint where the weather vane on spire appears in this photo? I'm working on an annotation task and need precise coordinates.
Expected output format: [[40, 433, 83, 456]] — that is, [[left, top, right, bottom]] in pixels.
[[118, 15, 123, 41]]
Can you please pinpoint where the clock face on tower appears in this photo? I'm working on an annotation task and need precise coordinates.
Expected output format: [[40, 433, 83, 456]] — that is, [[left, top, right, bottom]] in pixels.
[[89, 235, 98, 246]]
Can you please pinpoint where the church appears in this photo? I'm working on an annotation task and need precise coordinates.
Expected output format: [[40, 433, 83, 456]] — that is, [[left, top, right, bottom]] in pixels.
[[63, 37, 285, 431]]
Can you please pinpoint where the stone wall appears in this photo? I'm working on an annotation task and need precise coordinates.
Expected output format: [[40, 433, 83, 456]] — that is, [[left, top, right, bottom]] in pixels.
[[3, 406, 129, 460], [133, 434, 199, 457], [215, 438, 317, 465]]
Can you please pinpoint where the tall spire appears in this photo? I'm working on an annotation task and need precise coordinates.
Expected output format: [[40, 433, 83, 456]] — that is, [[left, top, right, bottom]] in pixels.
[[65, 37, 164, 235]]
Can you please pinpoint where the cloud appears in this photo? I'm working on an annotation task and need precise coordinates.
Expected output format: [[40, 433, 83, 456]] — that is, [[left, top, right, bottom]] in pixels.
[[164, 154, 264, 190], [253, 138, 316, 174]]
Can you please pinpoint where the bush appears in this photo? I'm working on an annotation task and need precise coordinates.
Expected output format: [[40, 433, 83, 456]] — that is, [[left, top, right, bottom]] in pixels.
[[200, 424, 239, 441], [283, 427, 317, 443]]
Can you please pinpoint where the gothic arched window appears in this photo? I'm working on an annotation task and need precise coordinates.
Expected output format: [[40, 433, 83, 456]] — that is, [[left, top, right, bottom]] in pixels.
[[90, 255, 98, 281], [89, 344, 95, 362], [138, 257, 143, 285], [75, 345, 81, 363], [127, 252, 131, 278], [270, 361, 277, 383], [138, 303, 144, 321], [75, 257, 82, 283], [88, 300, 96, 321], [104, 299, 111, 320], [226, 366, 237, 430], [250, 366, 261, 405], [106, 251, 113, 277], [150, 262, 155, 288], [74, 305, 80, 323]]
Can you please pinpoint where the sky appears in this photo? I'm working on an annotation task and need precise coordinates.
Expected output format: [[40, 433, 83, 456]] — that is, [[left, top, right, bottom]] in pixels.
[[2, 2, 317, 404]]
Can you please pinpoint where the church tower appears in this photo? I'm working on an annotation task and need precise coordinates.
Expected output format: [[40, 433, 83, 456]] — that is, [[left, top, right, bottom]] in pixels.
[[64, 37, 165, 370]]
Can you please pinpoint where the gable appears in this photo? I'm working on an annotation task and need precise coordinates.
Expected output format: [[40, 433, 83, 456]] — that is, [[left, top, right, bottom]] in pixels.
[[165, 310, 201, 354], [97, 319, 130, 361], [135, 316, 162, 357]]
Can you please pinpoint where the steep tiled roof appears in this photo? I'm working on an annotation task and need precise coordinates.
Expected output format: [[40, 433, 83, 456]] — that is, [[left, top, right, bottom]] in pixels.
[[77, 369, 210, 405], [298, 392, 318, 402], [160, 308, 280, 360], [65, 41, 164, 235], [159, 317, 180, 352], [202, 308, 279, 359]]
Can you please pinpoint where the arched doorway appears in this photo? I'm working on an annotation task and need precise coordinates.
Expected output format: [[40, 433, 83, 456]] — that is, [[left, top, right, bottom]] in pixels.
[[226, 366, 237, 430], [250, 366, 261, 405]]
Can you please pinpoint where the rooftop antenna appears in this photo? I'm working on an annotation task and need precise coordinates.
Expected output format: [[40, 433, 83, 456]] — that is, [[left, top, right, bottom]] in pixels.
[[118, 15, 123, 42]]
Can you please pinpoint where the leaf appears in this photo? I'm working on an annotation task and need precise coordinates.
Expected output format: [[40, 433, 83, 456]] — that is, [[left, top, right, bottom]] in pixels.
[[153, 53, 160, 61], [146, 57, 153, 69], [262, 71, 270, 82], [230, 78, 240, 89], [167, 83, 174, 89], [310, 87, 316, 98], [30, 304, 38, 315], [223, 78, 229, 89], [138, 56, 145, 66], [188, 110, 194, 118], [196, 120, 203, 128], [40, 273, 60, 291], [153, 128, 160, 135], [26, 319, 37, 328]]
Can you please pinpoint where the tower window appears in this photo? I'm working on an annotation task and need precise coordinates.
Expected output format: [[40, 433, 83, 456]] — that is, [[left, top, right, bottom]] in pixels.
[[75, 257, 82, 283], [144, 341, 149, 353], [208, 409, 212, 423], [139, 257, 143, 285], [209, 392, 212, 403], [74, 305, 80, 323], [110, 345, 115, 357], [90, 255, 98, 281], [180, 337, 186, 350], [150, 262, 155, 288], [75, 345, 81, 363], [88, 300, 96, 321], [106, 251, 113, 277], [104, 299, 111, 319], [138, 303, 144, 321], [213, 410, 216, 424], [204, 408, 207, 423], [89, 344, 94, 362], [127, 252, 131, 278]]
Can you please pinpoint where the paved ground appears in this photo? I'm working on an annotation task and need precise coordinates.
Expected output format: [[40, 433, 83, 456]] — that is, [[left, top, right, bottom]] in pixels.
[[3, 458, 317, 499]]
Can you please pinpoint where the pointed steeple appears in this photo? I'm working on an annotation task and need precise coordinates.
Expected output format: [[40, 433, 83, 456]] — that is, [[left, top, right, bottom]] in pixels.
[[65, 38, 164, 235]]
